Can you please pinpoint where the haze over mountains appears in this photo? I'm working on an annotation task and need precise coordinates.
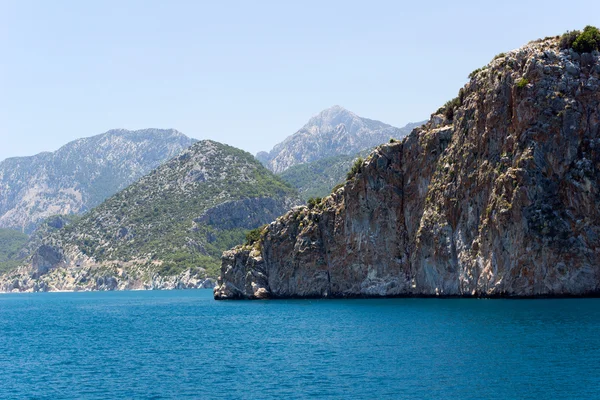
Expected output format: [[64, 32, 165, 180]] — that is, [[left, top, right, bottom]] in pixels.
[[0, 106, 421, 291], [257, 105, 423, 173], [0, 141, 299, 291], [0, 129, 195, 232]]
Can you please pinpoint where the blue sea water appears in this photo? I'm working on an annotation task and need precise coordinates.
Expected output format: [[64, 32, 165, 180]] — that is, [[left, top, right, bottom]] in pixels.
[[0, 290, 599, 399]]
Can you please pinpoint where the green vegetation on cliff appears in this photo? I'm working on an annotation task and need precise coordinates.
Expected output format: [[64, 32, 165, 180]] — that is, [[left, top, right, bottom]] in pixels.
[[560, 26, 600, 53]]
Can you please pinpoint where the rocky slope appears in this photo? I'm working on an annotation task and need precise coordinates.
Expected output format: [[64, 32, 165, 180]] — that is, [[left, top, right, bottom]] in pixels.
[[215, 34, 600, 299], [0, 128, 194, 232], [257, 106, 422, 173], [0, 141, 299, 292]]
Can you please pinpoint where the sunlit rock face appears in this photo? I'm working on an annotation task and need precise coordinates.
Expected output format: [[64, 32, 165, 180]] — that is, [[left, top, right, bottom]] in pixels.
[[216, 38, 600, 299]]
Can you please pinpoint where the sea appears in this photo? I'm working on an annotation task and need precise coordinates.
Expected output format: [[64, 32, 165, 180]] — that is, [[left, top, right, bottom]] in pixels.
[[0, 290, 598, 399]]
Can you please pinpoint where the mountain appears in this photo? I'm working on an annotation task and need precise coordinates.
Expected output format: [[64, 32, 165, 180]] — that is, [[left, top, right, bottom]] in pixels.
[[0, 140, 299, 292], [279, 154, 357, 201], [215, 30, 600, 299], [257, 106, 422, 173], [0, 128, 195, 232]]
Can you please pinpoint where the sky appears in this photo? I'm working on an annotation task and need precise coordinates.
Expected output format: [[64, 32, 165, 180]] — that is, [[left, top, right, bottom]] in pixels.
[[1, 0, 598, 162]]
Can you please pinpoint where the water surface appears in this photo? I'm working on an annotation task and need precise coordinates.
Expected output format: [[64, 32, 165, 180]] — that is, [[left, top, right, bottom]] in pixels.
[[1, 290, 598, 399]]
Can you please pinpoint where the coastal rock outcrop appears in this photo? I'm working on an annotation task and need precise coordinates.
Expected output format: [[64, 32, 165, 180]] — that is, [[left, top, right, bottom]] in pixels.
[[215, 36, 600, 299]]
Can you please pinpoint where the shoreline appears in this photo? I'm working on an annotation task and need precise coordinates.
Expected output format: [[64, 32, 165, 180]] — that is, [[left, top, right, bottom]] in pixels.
[[0, 286, 216, 295], [214, 291, 600, 301]]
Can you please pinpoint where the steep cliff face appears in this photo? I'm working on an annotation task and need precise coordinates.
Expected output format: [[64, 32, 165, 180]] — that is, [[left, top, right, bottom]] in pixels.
[[257, 106, 421, 173], [0, 129, 195, 232], [215, 37, 600, 299]]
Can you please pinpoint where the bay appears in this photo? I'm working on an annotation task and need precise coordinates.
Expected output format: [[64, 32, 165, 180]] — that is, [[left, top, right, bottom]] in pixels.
[[0, 290, 598, 399]]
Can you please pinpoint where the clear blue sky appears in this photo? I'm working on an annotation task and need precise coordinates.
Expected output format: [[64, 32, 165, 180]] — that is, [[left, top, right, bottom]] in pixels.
[[1, 0, 598, 162]]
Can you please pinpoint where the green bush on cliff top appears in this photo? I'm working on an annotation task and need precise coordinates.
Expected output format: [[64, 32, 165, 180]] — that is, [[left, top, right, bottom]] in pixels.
[[559, 30, 581, 50], [307, 197, 322, 209], [560, 26, 600, 53], [346, 157, 364, 180], [435, 96, 461, 121], [573, 26, 600, 53], [245, 225, 267, 246]]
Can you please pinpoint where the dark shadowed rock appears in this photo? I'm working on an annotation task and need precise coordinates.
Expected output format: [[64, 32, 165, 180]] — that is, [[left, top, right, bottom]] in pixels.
[[31, 245, 63, 276]]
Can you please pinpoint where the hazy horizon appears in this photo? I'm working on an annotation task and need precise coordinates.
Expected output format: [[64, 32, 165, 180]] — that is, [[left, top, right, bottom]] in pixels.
[[0, 105, 422, 162], [2, 0, 598, 161]]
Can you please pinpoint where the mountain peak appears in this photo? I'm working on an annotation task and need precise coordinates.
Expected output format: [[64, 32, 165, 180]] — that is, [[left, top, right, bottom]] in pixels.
[[258, 108, 421, 173], [320, 105, 351, 115], [0, 129, 195, 231], [305, 106, 358, 128]]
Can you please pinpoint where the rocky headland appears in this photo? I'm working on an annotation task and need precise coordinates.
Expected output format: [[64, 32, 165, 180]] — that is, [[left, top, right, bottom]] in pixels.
[[215, 33, 600, 299]]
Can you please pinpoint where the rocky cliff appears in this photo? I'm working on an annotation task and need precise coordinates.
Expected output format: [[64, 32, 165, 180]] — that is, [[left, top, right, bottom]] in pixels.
[[215, 34, 600, 299], [0, 140, 300, 292], [0, 128, 194, 232], [257, 106, 421, 173]]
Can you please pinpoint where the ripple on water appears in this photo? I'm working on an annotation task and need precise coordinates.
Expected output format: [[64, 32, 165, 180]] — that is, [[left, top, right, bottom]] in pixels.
[[0, 291, 599, 399]]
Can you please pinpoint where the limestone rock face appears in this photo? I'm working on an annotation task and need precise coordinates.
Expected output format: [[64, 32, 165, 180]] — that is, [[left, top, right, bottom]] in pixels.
[[215, 38, 600, 299]]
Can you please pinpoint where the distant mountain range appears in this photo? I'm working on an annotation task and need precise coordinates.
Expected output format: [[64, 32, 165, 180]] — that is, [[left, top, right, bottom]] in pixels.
[[0, 140, 299, 291], [0, 108, 423, 292], [0, 110, 422, 233], [268, 106, 425, 199], [279, 152, 365, 201], [257, 105, 423, 174], [0, 129, 195, 232]]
